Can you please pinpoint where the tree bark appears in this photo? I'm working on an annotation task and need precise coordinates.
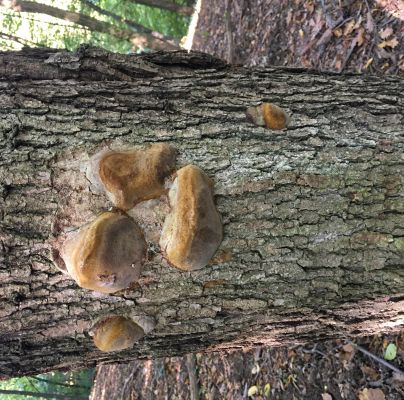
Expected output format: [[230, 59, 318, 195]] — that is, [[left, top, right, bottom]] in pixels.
[[128, 0, 194, 16], [0, 0, 178, 50], [0, 47, 403, 378]]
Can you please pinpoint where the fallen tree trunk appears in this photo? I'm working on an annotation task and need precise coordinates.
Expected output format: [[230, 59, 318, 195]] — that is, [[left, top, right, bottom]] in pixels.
[[0, 46, 403, 378]]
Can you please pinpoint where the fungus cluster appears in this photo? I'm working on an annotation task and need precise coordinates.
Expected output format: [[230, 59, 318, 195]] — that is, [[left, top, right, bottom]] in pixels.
[[55, 142, 223, 352]]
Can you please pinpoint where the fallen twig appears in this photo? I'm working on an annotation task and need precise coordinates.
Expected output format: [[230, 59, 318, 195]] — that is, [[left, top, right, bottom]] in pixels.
[[347, 340, 404, 377]]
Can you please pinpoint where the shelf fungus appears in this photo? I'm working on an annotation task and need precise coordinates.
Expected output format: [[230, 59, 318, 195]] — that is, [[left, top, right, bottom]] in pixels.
[[87, 143, 177, 210], [60, 210, 146, 293], [246, 102, 290, 130], [160, 165, 223, 271], [92, 316, 145, 352]]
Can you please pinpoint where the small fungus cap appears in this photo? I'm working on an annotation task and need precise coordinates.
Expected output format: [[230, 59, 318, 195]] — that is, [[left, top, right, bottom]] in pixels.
[[96, 143, 177, 210], [160, 165, 223, 271], [246, 102, 290, 130], [61, 210, 146, 293], [93, 316, 144, 352]]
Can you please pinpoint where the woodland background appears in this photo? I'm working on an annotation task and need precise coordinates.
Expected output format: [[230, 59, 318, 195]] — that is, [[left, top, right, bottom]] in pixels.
[[0, 0, 403, 399]]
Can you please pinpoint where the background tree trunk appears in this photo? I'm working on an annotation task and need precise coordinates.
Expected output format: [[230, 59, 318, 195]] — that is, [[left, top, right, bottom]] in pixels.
[[0, 0, 178, 50], [79, 0, 174, 40], [0, 47, 403, 378], [128, 0, 194, 16]]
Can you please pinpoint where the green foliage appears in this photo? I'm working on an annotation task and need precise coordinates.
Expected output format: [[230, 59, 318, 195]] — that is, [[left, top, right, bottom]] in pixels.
[[86, 31, 132, 54], [3, 10, 22, 32], [0, 369, 95, 399], [384, 343, 397, 361], [0, 0, 190, 52]]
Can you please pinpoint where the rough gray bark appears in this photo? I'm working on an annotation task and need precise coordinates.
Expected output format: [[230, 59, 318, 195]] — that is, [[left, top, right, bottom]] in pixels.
[[0, 46, 403, 379]]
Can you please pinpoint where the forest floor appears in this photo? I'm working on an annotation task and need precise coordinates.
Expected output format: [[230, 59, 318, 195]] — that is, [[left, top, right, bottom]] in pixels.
[[91, 1, 404, 399], [91, 335, 404, 400], [191, 0, 403, 74]]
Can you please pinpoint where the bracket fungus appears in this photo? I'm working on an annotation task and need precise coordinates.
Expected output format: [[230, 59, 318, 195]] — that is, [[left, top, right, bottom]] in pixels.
[[92, 315, 145, 352], [87, 143, 177, 210], [246, 102, 290, 130], [60, 210, 146, 293], [160, 165, 223, 271]]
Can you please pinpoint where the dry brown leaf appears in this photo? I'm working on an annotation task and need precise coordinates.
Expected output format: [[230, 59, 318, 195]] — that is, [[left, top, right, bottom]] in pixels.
[[358, 388, 385, 400], [385, 38, 399, 48], [378, 38, 399, 49], [306, 1, 314, 13], [340, 343, 355, 364], [322, 393, 333, 400], [286, 10, 293, 26], [357, 28, 366, 47], [342, 343, 355, 353], [392, 371, 404, 383], [379, 26, 393, 39], [333, 28, 343, 38], [361, 365, 379, 380], [365, 10, 374, 33], [344, 19, 356, 36]]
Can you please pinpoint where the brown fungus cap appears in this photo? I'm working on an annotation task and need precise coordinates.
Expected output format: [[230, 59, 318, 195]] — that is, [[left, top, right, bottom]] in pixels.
[[160, 165, 223, 271], [97, 143, 177, 210], [246, 102, 290, 130], [61, 210, 146, 294], [93, 316, 144, 352]]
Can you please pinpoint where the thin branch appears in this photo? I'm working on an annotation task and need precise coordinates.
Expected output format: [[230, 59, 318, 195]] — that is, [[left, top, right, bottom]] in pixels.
[[348, 341, 404, 377], [31, 376, 91, 390], [127, 0, 193, 16], [0, 389, 87, 400], [0, 9, 91, 31], [26, 377, 41, 392], [81, 0, 151, 33], [80, 0, 174, 40], [0, 32, 43, 47]]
